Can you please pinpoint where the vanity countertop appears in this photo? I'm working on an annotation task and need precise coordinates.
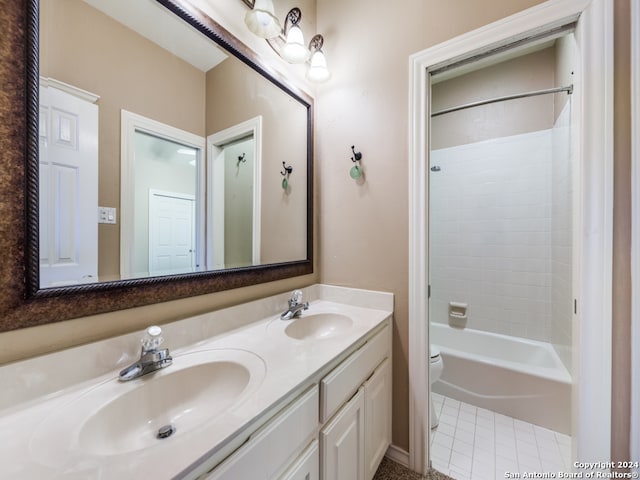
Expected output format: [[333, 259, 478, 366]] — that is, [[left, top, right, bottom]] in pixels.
[[0, 284, 393, 479]]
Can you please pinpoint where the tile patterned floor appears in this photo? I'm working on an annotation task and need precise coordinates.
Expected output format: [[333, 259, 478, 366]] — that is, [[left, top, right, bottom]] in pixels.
[[430, 393, 572, 480]]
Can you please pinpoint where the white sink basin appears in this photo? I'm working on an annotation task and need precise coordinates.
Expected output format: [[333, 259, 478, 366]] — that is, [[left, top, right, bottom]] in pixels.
[[285, 313, 354, 341], [30, 349, 266, 461]]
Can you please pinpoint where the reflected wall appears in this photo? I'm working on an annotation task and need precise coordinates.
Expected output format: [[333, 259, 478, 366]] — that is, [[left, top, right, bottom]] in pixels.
[[40, 0, 206, 281]]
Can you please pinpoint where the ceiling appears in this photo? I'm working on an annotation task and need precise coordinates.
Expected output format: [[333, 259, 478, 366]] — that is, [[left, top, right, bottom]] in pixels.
[[83, 0, 228, 72]]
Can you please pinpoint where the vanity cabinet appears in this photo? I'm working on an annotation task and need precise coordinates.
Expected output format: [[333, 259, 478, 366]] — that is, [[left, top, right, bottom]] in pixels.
[[319, 323, 392, 480], [203, 320, 391, 480], [206, 385, 319, 480]]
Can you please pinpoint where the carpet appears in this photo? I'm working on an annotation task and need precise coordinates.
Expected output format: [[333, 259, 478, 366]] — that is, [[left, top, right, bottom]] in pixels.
[[373, 457, 455, 480]]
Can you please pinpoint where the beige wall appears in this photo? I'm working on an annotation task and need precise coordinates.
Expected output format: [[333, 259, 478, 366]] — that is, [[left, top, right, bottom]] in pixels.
[[431, 47, 555, 149], [223, 138, 254, 267], [315, 0, 560, 452], [206, 58, 308, 264], [40, 0, 206, 280], [554, 34, 576, 121]]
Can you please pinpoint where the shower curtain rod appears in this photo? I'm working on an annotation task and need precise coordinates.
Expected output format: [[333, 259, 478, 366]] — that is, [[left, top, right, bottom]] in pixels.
[[431, 84, 573, 117]]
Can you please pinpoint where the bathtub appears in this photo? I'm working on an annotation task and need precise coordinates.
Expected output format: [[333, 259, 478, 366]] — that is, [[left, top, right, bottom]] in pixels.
[[430, 323, 572, 434]]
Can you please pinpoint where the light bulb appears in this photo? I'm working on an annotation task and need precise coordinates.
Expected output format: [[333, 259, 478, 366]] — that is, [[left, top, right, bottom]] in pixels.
[[306, 50, 331, 83], [281, 25, 309, 64]]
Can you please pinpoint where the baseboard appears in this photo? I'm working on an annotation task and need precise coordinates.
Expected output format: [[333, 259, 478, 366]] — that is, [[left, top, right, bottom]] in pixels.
[[385, 444, 410, 468]]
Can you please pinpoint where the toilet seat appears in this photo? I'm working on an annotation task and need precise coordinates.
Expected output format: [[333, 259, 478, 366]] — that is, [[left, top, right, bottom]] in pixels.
[[430, 345, 440, 362], [429, 345, 443, 429]]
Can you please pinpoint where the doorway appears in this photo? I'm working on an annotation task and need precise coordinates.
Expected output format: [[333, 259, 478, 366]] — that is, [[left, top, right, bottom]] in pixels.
[[408, 0, 613, 474], [428, 37, 576, 477], [207, 116, 262, 270], [120, 110, 205, 278]]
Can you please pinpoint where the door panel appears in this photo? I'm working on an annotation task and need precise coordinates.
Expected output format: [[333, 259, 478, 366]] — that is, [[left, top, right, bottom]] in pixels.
[[39, 83, 98, 286]]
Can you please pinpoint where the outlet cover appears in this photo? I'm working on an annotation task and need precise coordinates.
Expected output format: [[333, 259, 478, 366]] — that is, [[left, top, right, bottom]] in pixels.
[[98, 206, 117, 224]]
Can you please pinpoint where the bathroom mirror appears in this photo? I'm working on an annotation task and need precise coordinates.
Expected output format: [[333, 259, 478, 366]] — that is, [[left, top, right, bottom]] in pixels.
[[38, 0, 312, 287], [0, 0, 313, 329]]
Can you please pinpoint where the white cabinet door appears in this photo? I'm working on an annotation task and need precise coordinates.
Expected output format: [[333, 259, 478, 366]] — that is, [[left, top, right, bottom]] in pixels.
[[280, 440, 319, 480], [208, 386, 318, 480], [320, 387, 365, 480], [364, 358, 392, 480]]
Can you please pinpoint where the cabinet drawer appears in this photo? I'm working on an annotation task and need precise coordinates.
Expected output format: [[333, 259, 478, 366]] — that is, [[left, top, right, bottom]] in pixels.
[[320, 324, 390, 423], [207, 385, 319, 480]]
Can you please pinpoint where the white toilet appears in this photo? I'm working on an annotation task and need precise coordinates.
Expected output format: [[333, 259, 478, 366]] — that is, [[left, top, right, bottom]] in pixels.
[[430, 346, 444, 429]]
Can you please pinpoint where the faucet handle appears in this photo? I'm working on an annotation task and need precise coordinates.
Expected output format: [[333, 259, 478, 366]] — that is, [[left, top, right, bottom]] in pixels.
[[141, 325, 164, 351], [291, 289, 303, 304]]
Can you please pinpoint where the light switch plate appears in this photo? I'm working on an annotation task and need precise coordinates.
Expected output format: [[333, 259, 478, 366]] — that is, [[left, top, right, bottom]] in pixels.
[[98, 206, 117, 224]]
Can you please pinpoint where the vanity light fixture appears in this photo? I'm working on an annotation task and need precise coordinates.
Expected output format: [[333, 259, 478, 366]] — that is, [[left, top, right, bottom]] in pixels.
[[306, 35, 330, 83], [280, 8, 308, 64], [244, 0, 281, 39], [241, 0, 330, 82]]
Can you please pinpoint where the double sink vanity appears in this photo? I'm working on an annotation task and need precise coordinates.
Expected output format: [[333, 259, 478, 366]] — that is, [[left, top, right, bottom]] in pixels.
[[0, 285, 393, 479]]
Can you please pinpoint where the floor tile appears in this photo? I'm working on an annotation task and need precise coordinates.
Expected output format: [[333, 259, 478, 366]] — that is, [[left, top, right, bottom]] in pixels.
[[429, 394, 571, 480], [449, 451, 473, 472]]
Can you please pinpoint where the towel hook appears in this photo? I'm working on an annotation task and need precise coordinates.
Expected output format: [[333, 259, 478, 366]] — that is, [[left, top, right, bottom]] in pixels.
[[281, 162, 293, 190], [350, 145, 363, 179]]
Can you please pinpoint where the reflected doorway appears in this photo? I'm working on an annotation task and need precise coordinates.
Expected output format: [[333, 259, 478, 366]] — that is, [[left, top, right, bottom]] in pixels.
[[207, 116, 263, 270], [120, 110, 206, 279]]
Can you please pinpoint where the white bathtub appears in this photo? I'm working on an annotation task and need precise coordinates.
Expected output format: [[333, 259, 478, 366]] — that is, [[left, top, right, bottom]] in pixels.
[[431, 323, 572, 434]]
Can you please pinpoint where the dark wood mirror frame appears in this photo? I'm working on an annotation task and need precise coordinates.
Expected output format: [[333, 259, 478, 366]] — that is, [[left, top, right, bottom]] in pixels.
[[0, 0, 313, 332]]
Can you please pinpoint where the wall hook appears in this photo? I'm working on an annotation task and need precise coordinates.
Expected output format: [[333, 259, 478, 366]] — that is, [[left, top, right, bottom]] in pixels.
[[351, 145, 362, 162], [281, 162, 293, 190], [237, 153, 246, 167], [350, 145, 363, 179]]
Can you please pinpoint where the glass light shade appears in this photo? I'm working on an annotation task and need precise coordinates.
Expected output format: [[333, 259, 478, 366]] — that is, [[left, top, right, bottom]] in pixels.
[[244, 0, 281, 39], [281, 25, 309, 64], [306, 50, 331, 83]]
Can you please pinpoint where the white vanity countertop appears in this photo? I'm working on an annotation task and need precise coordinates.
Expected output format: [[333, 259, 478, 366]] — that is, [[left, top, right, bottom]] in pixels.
[[0, 284, 393, 479]]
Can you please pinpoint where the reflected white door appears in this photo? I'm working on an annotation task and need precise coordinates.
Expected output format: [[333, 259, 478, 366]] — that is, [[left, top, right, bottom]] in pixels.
[[148, 190, 195, 275], [39, 82, 99, 287]]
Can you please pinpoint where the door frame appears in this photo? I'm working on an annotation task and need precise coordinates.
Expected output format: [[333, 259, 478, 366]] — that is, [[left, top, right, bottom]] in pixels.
[[408, 0, 613, 472], [120, 110, 205, 278], [631, 0, 640, 468], [207, 116, 263, 270]]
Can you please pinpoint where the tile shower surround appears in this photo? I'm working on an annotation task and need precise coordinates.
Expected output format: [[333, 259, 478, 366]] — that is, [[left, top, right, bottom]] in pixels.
[[430, 105, 572, 354]]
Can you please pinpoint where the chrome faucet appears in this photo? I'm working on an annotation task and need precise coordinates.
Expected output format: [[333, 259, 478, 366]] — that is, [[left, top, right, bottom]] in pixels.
[[119, 326, 172, 382], [280, 289, 309, 320]]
